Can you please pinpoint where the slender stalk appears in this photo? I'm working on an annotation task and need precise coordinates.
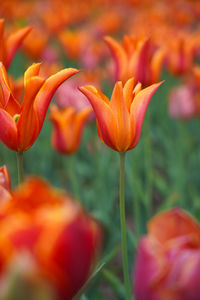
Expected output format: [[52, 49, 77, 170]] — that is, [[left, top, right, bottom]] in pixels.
[[119, 152, 131, 300], [68, 155, 80, 202], [16, 152, 24, 184], [131, 150, 141, 238], [144, 113, 152, 216]]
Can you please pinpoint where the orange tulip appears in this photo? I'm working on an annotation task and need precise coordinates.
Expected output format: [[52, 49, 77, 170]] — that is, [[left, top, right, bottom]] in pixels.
[[166, 34, 195, 76], [49, 105, 92, 154], [22, 27, 49, 59], [0, 177, 102, 300], [79, 78, 162, 152], [0, 62, 79, 152], [104, 35, 165, 86], [0, 19, 31, 69], [0, 165, 11, 201]]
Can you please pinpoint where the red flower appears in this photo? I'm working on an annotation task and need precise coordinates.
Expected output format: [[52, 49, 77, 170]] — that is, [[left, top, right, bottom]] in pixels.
[[0, 177, 102, 300], [0, 63, 79, 152]]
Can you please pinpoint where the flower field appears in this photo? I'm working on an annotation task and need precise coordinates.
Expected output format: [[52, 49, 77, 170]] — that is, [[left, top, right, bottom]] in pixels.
[[0, 0, 200, 299]]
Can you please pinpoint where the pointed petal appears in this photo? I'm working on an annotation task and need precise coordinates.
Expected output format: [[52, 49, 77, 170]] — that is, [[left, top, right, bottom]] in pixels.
[[4, 26, 32, 69], [83, 86, 110, 104], [110, 81, 131, 151], [17, 76, 45, 151], [35, 68, 79, 128], [74, 107, 92, 141], [79, 86, 118, 150], [130, 39, 151, 86], [133, 82, 142, 96], [0, 108, 17, 150], [148, 208, 200, 245], [123, 77, 134, 111], [129, 81, 163, 149], [151, 48, 166, 82], [0, 63, 20, 116], [0, 19, 5, 62], [50, 107, 76, 154], [104, 36, 128, 82], [24, 62, 41, 85]]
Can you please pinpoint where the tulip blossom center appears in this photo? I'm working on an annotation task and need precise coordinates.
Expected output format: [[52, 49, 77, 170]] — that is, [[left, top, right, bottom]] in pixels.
[[13, 114, 20, 123]]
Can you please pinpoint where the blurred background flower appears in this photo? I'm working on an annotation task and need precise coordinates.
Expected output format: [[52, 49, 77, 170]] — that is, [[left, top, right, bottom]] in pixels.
[[134, 208, 200, 300], [0, 177, 102, 300]]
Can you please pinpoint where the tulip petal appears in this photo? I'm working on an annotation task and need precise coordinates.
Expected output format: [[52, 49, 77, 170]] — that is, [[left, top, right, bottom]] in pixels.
[[5, 26, 32, 69], [0, 108, 17, 150], [0, 63, 20, 116], [79, 86, 118, 149], [0, 19, 5, 62], [130, 81, 163, 149], [17, 76, 45, 151], [123, 77, 135, 111], [35, 68, 79, 128], [0, 165, 11, 191], [110, 82, 131, 151], [83, 86, 110, 104], [74, 107, 92, 141], [134, 237, 167, 300], [151, 48, 166, 83], [148, 208, 200, 245], [130, 39, 151, 86], [104, 36, 128, 82], [24, 62, 41, 85]]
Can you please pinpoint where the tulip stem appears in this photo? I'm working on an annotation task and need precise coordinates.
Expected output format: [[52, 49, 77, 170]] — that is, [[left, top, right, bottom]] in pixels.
[[119, 152, 131, 300], [16, 152, 24, 184], [68, 155, 80, 202]]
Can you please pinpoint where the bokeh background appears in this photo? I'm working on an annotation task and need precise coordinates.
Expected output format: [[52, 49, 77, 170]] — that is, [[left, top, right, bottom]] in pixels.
[[0, 0, 200, 299]]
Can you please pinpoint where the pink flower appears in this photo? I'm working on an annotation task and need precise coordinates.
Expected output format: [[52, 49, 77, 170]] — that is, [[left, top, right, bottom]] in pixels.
[[168, 84, 197, 119], [133, 208, 200, 300]]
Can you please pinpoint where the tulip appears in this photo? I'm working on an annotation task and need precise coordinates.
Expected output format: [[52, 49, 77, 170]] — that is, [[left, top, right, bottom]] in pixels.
[[0, 177, 102, 300], [133, 208, 200, 300], [79, 78, 162, 152], [104, 36, 165, 86], [22, 27, 49, 59], [0, 62, 79, 152], [166, 34, 197, 76], [0, 165, 11, 201], [49, 105, 92, 154], [168, 66, 200, 120], [168, 84, 197, 119], [0, 19, 31, 69], [80, 78, 162, 300]]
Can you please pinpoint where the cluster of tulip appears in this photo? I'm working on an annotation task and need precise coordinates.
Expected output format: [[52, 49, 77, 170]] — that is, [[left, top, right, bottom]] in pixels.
[[0, 0, 200, 299]]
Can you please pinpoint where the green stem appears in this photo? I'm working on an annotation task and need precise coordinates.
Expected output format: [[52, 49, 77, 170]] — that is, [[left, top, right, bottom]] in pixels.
[[68, 155, 80, 202], [144, 113, 152, 216], [131, 150, 141, 238], [16, 152, 24, 184], [119, 152, 131, 300]]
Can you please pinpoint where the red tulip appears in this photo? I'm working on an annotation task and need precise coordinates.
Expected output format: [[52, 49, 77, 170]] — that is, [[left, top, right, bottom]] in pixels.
[[0, 62, 79, 152], [134, 208, 200, 300], [0, 19, 31, 69], [0, 177, 102, 300], [104, 35, 165, 87]]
